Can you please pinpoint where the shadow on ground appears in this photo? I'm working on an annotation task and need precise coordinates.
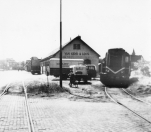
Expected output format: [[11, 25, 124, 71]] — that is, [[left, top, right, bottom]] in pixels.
[[129, 77, 139, 85]]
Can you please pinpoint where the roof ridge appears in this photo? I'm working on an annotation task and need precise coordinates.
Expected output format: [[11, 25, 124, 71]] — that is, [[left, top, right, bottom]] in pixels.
[[41, 35, 100, 61]]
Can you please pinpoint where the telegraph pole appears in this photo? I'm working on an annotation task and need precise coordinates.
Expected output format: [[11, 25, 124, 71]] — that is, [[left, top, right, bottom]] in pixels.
[[60, 0, 62, 88]]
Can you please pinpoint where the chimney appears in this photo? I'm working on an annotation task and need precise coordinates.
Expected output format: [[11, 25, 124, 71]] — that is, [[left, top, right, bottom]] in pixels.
[[77, 35, 81, 39]]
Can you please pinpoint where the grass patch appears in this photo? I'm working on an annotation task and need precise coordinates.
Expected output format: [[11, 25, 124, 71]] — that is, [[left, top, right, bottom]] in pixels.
[[27, 82, 70, 94]]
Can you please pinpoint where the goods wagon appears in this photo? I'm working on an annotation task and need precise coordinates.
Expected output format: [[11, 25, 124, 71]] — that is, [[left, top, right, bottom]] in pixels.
[[31, 57, 41, 74]]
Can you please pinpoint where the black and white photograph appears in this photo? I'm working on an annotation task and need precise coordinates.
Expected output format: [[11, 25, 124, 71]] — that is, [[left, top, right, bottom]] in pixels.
[[0, 0, 151, 131]]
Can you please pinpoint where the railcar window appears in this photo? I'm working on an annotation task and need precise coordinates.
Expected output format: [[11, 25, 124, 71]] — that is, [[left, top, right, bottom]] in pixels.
[[109, 55, 122, 68], [125, 57, 129, 62]]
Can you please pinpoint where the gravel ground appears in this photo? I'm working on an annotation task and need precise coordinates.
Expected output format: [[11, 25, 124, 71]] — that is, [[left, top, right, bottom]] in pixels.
[[1, 70, 151, 102], [1, 70, 151, 131]]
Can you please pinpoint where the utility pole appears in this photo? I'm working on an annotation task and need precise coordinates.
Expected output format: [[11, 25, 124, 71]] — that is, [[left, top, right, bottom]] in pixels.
[[60, 0, 62, 88]]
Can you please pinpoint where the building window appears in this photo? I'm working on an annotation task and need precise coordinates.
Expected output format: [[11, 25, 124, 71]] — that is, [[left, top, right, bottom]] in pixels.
[[73, 44, 80, 50], [84, 59, 91, 64]]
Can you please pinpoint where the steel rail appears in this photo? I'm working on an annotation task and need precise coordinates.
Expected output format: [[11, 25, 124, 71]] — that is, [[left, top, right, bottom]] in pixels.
[[105, 87, 151, 125], [22, 81, 35, 132], [0, 83, 10, 98], [122, 88, 151, 105]]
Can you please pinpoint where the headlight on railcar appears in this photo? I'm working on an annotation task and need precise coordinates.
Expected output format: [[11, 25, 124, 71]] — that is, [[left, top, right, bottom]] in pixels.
[[125, 57, 129, 63], [121, 70, 124, 74], [106, 69, 109, 72]]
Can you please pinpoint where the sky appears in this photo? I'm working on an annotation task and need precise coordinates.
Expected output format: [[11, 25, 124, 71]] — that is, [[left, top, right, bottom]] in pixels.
[[0, 0, 151, 62]]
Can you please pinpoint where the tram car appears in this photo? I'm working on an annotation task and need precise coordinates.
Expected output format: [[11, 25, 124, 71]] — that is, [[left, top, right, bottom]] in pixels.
[[100, 48, 131, 87]]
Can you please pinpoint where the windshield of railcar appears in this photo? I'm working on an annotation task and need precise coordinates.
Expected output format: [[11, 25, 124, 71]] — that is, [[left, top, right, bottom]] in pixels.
[[108, 49, 123, 70]]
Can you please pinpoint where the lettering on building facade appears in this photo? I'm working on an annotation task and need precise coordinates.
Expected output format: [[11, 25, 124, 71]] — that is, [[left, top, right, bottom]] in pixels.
[[63, 52, 90, 58], [63, 52, 89, 57]]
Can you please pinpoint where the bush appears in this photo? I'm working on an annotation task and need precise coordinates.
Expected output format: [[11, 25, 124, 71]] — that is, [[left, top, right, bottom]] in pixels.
[[132, 60, 151, 77], [141, 66, 150, 77], [27, 82, 69, 94]]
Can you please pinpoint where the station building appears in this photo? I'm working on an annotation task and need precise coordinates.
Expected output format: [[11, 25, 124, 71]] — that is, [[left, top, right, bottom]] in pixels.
[[40, 36, 100, 74]]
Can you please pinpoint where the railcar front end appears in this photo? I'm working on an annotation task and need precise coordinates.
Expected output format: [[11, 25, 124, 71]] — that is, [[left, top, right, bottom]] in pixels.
[[100, 48, 131, 87]]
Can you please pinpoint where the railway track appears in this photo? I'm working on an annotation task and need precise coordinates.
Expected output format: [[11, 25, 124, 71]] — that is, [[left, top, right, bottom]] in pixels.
[[0, 81, 35, 132], [22, 81, 35, 132], [0, 83, 10, 98], [121, 88, 151, 105], [105, 87, 151, 125]]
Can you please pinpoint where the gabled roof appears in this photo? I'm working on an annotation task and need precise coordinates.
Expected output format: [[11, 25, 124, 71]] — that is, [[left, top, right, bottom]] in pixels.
[[41, 36, 100, 62]]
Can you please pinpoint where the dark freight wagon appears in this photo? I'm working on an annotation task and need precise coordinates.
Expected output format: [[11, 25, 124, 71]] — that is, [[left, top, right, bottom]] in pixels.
[[31, 57, 41, 75]]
